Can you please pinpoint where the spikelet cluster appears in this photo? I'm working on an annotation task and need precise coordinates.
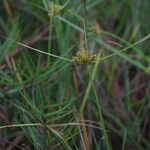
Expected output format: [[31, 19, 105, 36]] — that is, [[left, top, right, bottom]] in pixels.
[[72, 49, 97, 65], [48, 2, 62, 17]]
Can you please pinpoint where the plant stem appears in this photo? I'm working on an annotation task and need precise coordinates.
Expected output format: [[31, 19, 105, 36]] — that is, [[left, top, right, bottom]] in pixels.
[[48, 17, 53, 63], [80, 50, 102, 115], [121, 127, 127, 150], [83, 0, 88, 51], [92, 81, 110, 150]]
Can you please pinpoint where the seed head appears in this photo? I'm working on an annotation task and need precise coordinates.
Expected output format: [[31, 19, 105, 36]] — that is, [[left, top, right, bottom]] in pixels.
[[72, 48, 97, 65], [48, 2, 62, 17]]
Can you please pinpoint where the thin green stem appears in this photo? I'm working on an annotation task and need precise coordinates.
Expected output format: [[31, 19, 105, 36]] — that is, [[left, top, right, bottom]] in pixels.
[[0, 35, 72, 62], [0, 123, 41, 129], [83, 0, 88, 50], [121, 127, 127, 150], [80, 50, 102, 115], [0, 122, 102, 130], [92, 81, 110, 150], [48, 17, 53, 62], [83, 19, 88, 50], [98, 33, 150, 62]]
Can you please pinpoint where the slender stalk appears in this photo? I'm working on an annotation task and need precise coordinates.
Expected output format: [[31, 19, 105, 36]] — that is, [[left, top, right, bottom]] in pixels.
[[48, 17, 53, 63], [0, 122, 102, 130], [0, 35, 72, 62], [83, 0, 88, 50], [79, 1, 90, 150], [121, 127, 127, 150], [79, 50, 103, 150], [97, 33, 150, 62], [80, 50, 102, 115], [92, 81, 110, 150]]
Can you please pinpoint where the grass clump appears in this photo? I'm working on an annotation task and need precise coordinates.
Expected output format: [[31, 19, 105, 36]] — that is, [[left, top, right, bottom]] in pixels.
[[0, 0, 150, 149]]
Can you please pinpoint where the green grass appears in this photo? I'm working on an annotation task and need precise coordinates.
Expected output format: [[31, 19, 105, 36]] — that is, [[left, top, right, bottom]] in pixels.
[[0, 0, 150, 149]]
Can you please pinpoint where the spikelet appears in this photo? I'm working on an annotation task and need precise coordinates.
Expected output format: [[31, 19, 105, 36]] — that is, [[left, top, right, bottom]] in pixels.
[[48, 2, 62, 17], [72, 48, 97, 65]]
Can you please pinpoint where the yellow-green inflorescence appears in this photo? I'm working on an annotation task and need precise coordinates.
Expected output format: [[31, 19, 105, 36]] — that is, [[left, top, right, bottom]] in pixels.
[[72, 48, 97, 65], [48, 2, 62, 17]]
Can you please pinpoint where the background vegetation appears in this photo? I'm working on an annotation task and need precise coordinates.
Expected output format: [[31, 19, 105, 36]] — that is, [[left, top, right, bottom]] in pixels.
[[0, 0, 150, 149]]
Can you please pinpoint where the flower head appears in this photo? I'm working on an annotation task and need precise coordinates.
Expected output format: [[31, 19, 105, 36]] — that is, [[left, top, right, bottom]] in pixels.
[[48, 2, 62, 17], [72, 48, 97, 65]]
